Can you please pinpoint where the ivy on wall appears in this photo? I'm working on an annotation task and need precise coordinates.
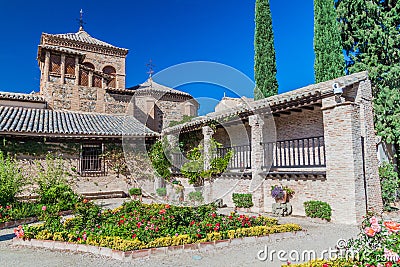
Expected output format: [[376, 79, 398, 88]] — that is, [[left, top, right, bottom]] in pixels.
[[181, 138, 233, 186], [0, 138, 80, 157]]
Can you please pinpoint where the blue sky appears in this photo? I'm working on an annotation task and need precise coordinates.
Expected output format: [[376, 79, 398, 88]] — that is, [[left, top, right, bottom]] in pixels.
[[0, 0, 315, 115]]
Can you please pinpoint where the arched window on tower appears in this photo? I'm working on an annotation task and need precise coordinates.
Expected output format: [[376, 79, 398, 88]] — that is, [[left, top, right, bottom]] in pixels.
[[50, 54, 61, 74], [79, 62, 94, 86], [65, 56, 75, 76], [103, 66, 116, 88]]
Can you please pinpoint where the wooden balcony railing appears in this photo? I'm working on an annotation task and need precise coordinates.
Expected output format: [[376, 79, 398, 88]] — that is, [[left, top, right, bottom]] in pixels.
[[170, 136, 326, 174], [216, 144, 251, 170], [263, 136, 326, 169]]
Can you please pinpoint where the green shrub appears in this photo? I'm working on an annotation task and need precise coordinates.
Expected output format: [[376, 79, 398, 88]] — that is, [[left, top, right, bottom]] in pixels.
[[148, 139, 171, 180], [129, 188, 142, 196], [188, 191, 204, 203], [0, 152, 26, 206], [156, 187, 167, 197], [303, 200, 331, 221], [35, 154, 77, 211], [379, 161, 399, 210], [232, 193, 253, 208]]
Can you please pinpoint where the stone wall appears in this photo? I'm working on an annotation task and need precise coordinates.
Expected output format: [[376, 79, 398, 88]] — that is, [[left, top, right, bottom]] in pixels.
[[275, 109, 324, 140]]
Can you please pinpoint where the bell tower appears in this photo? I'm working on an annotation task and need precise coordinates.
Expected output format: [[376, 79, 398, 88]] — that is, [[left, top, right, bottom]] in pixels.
[[37, 12, 128, 112]]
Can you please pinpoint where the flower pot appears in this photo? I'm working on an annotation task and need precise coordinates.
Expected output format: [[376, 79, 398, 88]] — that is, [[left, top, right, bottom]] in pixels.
[[274, 191, 287, 203]]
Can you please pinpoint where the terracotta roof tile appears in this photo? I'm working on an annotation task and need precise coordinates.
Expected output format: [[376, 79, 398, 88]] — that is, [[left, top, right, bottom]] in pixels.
[[0, 106, 157, 138]]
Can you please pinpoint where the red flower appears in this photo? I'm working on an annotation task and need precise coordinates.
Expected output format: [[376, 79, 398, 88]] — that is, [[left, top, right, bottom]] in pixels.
[[190, 220, 195, 226], [159, 209, 166, 215], [196, 234, 202, 238], [228, 216, 233, 220], [211, 213, 216, 218], [384, 221, 400, 233], [386, 262, 393, 267], [83, 198, 89, 204], [322, 264, 329, 267], [165, 204, 170, 209], [132, 234, 137, 239]]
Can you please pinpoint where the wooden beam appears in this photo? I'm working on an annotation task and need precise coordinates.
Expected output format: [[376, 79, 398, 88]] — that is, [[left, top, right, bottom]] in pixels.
[[279, 111, 291, 115], [273, 113, 280, 117], [312, 103, 322, 107], [300, 106, 314, 110], [291, 108, 302, 113]]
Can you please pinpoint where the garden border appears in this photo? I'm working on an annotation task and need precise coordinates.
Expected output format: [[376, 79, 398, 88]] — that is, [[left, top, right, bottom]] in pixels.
[[12, 230, 306, 261], [0, 210, 73, 230]]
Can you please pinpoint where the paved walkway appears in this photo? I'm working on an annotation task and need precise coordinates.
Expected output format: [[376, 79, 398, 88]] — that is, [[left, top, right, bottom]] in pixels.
[[0, 198, 360, 267]]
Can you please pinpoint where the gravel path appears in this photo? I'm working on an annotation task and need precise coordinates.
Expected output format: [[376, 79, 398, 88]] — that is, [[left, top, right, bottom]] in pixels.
[[0, 199, 360, 267]]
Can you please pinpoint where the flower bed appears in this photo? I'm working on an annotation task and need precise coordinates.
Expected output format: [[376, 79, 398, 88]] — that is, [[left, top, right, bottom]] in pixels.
[[0, 202, 72, 225], [283, 214, 400, 267], [19, 200, 302, 251]]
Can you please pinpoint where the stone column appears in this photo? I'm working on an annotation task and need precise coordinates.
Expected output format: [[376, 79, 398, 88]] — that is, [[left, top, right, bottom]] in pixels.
[[43, 51, 50, 82], [202, 126, 214, 171], [322, 98, 365, 224], [249, 114, 265, 213], [74, 56, 79, 85], [358, 80, 383, 213], [88, 71, 93, 87], [60, 54, 65, 84]]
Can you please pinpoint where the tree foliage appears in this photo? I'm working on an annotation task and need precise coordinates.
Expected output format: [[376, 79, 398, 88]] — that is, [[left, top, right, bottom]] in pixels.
[[314, 0, 344, 82], [336, 0, 400, 145], [254, 0, 278, 100]]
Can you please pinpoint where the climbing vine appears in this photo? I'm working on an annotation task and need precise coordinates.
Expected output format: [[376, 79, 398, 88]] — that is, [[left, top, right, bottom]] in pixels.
[[0, 138, 80, 157], [148, 138, 172, 180], [180, 139, 233, 186]]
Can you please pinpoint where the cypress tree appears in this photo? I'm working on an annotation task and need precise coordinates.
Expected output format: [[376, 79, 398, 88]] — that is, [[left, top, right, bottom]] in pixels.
[[336, 0, 400, 146], [254, 0, 278, 100], [314, 0, 345, 82]]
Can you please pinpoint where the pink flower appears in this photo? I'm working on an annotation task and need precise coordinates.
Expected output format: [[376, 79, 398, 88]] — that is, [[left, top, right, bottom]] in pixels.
[[371, 223, 381, 233], [365, 227, 376, 237], [42, 206, 47, 211], [370, 216, 379, 225], [13, 225, 24, 238]]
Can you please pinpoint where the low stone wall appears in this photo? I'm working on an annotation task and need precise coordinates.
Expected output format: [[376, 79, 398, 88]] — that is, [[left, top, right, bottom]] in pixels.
[[12, 231, 306, 261]]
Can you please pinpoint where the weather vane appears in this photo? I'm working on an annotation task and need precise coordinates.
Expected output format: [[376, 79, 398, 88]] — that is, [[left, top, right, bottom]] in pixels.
[[146, 59, 155, 79], [77, 9, 86, 30]]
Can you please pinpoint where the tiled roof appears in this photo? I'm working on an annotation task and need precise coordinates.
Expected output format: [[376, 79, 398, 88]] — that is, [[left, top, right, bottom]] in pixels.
[[38, 45, 86, 56], [163, 71, 369, 133], [0, 92, 46, 103], [43, 29, 128, 52], [0, 106, 157, 138], [132, 78, 192, 97]]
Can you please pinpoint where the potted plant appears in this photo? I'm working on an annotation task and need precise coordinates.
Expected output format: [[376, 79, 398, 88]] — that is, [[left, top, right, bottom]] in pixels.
[[283, 186, 295, 200], [271, 185, 286, 203], [129, 188, 142, 201]]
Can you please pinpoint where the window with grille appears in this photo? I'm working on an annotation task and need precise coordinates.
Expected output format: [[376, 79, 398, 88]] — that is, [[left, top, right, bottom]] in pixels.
[[79, 69, 89, 86], [80, 144, 104, 175], [93, 74, 102, 88], [65, 57, 75, 75], [50, 54, 61, 74], [103, 66, 116, 88]]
